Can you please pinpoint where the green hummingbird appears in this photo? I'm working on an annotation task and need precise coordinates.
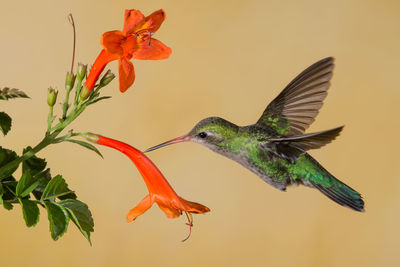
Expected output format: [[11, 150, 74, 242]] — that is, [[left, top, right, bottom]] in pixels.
[[145, 57, 364, 211]]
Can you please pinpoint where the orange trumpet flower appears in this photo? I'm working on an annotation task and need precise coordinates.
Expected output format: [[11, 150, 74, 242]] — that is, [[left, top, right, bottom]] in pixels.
[[85, 9, 172, 92], [82, 133, 210, 240]]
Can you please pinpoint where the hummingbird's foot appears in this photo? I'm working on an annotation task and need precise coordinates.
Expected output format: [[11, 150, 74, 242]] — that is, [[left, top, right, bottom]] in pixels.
[[182, 212, 193, 242]]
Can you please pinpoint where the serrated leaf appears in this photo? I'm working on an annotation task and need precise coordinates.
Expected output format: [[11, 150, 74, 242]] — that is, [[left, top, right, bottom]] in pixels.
[[18, 198, 40, 227], [48, 173, 77, 200], [0, 112, 12, 136], [16, 170, 40, 197], [32, 169, 51, 200], [60, 199, 94, 245], [0, 146, 18, 179], [57, 190, 77, 200], [22, 147, 47, 176], [3, 201, 13, 210], [66, 139, 103, 158], [41, 175, 74, 201], [0, 184, 3, 204], [0, 87, 29, 100], [44, 201, 69, 240], [1, 178, 17, 200], [16, 171, 31, 196]]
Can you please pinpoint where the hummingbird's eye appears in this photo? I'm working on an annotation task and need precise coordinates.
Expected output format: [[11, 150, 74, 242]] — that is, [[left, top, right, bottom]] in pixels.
[[198, 132, 207, 138]]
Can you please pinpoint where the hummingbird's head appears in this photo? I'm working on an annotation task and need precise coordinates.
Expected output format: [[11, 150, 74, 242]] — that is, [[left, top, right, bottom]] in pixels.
[[144, 117, 239, 153]]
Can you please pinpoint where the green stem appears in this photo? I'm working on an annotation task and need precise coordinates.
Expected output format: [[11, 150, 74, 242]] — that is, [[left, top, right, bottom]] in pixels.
[[53, 130, 78, 143], [92, 85, 104, 98], [0, 132, 57, 181], [47, 106, 53, 133], [74, 79, 83, 106], [51, 105, 86, 132], [0, 67, 104, 183], [4, 199, 43, 205], [3, 199, 19, 204], [0, 104, 86, 181], [62, 90, 71, 120]]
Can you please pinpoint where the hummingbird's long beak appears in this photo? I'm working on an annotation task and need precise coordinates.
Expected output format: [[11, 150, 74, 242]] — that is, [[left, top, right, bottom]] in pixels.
[[144, 135, 191, 153]]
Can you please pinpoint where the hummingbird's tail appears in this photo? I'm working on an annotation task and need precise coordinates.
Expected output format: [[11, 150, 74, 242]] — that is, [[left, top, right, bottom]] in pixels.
[[310, 179, 364, 212], [301, 155, 365, 212]]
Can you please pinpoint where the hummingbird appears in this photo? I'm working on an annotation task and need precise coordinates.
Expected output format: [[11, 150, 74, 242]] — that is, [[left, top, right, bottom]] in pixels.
[[145, 57, 364, 212]]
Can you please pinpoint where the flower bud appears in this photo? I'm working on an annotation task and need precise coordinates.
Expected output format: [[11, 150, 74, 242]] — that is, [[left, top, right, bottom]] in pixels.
[[47, 87, 58, 107], [81, 132, 100, 143], [77, 63, 87, 81], [65, 72, 76, 92], [80, 86, 90, 101], [99, 70, 115, 87]]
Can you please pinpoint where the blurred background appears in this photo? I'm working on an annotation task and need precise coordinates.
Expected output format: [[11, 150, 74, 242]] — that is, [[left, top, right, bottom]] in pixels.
[[1, 0, 399, 266]]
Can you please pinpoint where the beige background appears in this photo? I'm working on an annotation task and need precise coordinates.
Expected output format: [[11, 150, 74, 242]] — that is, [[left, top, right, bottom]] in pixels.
[[1, 0, 399, 266]]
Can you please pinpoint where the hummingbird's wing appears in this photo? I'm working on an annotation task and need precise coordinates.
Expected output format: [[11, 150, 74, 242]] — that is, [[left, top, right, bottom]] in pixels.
[[256, 57, 334, 136], [259, 126, 343, 163]]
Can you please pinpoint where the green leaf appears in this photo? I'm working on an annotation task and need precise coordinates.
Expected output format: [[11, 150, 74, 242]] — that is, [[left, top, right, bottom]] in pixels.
[[16, 170, 40, 197], [22, 147, 47, 176], [57, 190, 77, 200], [18, 198, 40, 227], [0, 87, 29, 100], [41, 175, 74, 201], [0, 146, 18, 179], [44, 201, 69, 240], [3, 201, 13, 210], [60, 199, 94, 245], [16, 171, 31, 196], [1, 177, 17, 200], [0, 184, 3, 205], [65, 139, 103, 158], [31, 170, 76, 200], [0, 112, 12, 136], [31, 169, 51, 200]]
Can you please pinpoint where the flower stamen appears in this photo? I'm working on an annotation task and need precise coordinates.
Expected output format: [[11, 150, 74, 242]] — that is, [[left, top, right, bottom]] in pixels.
[[148, 32, 154, 46], [182, 211, 194, 242]]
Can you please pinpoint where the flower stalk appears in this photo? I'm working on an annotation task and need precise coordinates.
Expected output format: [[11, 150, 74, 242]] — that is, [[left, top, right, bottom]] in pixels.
[[0, 8, 180, 243], [74, 63, 87, 106], [47, 87, 58, 133], [0, 67, 114, 181], [62, 72, 76, 119]]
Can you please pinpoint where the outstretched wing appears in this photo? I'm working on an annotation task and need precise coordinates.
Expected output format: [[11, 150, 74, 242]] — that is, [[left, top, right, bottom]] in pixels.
[[259, 126, 343, 163], [257, 57, 335, 136]]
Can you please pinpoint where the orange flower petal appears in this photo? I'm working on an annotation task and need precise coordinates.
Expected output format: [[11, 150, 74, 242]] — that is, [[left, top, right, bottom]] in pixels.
[[123, 9, 145, 34], [126, 195, 153, 222], [156, 201, 181, 219], [118, 58, 135, 92], [177, 197, 211, 214], [133, 9, 166, 34], [84, 49, 119, 91], [90, 135, 210, 222], [121, 36, 138, 59], [101, 30, 125, 56], [133, 38, 172, 60]]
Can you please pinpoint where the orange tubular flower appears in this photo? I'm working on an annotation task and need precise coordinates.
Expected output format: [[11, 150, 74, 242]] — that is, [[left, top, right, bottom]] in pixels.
[[83, 133, 209, 240], [85, 9, 172, 92]]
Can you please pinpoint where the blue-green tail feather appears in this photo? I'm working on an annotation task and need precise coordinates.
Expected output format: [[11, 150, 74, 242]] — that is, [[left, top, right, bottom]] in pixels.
[[310, 179, 364, 212], [289, 154, 365, 212], [306, 155, 364, 212]]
